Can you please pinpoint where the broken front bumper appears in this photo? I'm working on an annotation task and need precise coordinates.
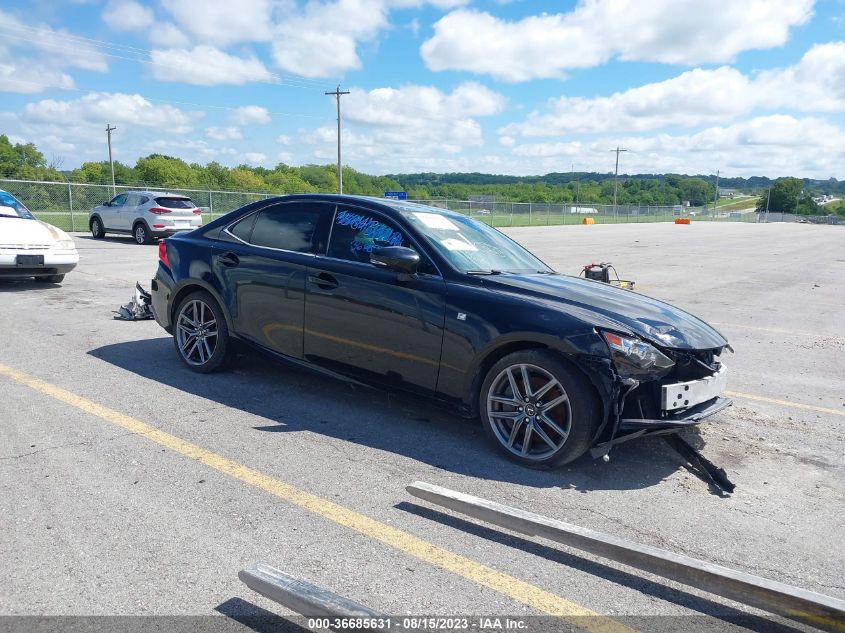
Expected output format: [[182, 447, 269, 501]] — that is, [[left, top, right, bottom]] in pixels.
[[619, 395, 732, 431]]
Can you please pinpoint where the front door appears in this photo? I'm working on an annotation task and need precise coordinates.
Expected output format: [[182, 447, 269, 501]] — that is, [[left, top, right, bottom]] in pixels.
[[303, 205, 446, 391]]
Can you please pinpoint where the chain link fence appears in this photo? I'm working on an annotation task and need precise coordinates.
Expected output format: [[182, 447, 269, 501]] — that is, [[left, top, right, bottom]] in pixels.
[[1, 178, 839, 232]]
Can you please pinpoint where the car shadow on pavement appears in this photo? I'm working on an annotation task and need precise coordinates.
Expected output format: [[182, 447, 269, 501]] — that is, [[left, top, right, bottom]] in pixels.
[[76, 235, 157, 245], [0, 279, 62, 292], [89, 337, 711, 493], [393, 502, 804, 633]]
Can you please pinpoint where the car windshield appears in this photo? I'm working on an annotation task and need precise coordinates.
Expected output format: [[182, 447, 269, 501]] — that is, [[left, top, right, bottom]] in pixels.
[[0, 191, 35, 219], [399, 206, 552, 274]]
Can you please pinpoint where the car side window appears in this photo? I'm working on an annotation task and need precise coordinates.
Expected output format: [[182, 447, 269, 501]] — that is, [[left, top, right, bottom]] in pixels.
[[124, 194, 138, 207], [249, 203, 323, 253], [138, 196, 150, 205], [327, 208, 437, 274], [109, 194, 127, 206], [228, 214, 257, 242]]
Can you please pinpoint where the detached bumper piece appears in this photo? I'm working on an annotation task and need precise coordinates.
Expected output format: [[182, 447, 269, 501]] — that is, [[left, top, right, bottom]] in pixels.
[[114, 282, 155, 321], [619, 396, 732, 431]]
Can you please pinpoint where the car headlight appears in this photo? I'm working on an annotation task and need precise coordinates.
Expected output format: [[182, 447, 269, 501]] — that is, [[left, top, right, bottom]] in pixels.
[[601, 330, 675, 379], [55, 239, 75, 250]]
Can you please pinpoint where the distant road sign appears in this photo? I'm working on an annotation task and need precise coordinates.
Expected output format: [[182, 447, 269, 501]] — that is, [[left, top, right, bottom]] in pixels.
[[384, 191, 407, 200]]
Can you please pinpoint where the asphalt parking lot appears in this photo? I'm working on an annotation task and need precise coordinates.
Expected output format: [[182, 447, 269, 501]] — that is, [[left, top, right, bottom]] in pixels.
[[1, 221, 843, 632]]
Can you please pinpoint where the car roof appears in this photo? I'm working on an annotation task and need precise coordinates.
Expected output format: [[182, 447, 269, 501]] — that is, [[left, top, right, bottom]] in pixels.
[[119, 190, 192, 198], [276, 193, 465, 221]]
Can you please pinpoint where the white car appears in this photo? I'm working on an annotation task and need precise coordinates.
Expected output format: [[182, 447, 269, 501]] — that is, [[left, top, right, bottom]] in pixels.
[[0, 189, 79, 284]]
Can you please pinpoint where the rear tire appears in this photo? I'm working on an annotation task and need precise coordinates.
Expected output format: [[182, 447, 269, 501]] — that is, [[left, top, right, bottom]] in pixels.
[[479, 349, 599, 467], [35, 274, 65, 284], [133, 222, 151, 245], [90, 217, 105, 239], [172, 291, 231, 373]]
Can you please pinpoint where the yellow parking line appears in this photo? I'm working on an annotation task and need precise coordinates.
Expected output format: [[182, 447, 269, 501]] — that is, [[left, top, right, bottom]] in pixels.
[[725, 390, 845, 417], [0, 363, 633, 633]]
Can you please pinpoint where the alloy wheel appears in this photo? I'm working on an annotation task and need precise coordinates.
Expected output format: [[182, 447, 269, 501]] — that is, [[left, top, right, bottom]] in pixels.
[[487, 363, 572, 460], [176, 299, 218, 366], [135, 225, 147, 244]]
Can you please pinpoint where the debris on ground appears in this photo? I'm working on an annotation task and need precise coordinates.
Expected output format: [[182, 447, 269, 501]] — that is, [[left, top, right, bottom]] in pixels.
[[114, 282, 154, 321]]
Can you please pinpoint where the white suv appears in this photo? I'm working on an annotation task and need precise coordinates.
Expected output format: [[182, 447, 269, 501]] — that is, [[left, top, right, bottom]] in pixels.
[[89, 191, 203, 244]]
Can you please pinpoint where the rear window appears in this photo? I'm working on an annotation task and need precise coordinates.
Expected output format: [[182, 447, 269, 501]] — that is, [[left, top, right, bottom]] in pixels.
[[155, 197, 194, 209]]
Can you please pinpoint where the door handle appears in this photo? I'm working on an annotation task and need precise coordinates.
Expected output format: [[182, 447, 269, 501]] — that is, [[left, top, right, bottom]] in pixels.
[[217, 251, 240, 267], [308, 272, 339, 290]]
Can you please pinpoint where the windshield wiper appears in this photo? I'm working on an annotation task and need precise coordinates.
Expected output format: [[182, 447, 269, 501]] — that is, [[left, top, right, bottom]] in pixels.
[[465, 269, 505, 275], [534, 270, 557, 274]]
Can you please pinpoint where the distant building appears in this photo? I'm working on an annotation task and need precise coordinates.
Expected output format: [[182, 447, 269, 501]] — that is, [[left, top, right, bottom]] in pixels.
[[718, 188, 737, 198]]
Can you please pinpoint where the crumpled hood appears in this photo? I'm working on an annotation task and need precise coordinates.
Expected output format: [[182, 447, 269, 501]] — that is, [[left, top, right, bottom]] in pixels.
[[0, 217, 67, 245], [486, 273, 728, 350]]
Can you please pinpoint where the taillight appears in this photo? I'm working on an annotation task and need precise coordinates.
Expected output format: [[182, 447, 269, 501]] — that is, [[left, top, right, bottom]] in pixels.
[[149, 207, 171, 214], [158, 240, 170, 268], [192, 208, 202, 214]]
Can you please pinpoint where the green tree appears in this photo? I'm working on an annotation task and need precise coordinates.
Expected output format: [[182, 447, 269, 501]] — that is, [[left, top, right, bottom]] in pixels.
[[756, 177, 804, 214]]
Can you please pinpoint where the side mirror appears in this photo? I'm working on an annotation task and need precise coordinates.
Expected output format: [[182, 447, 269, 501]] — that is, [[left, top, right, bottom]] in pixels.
[[103, 200, 111, 206], [370, 246, 420, 275]]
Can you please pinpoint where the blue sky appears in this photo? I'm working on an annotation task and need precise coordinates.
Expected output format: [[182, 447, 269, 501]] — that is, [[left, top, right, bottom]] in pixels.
[[1, 0, 843, 178]]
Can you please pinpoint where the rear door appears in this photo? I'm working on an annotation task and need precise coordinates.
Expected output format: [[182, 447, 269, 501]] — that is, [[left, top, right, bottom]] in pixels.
[[120, 193, 140, 230], [213, 200, 334, 359], [303, 205, 447, 391]]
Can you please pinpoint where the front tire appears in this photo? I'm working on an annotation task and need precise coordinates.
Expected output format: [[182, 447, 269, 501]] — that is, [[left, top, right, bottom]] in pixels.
[[173, 291, 231, 373], [90, 217, 105, 239], [479, 350, 599, 467], [133, 222, 151, 245]]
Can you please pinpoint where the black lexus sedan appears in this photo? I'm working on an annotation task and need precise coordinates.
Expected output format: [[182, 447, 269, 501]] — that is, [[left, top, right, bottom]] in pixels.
[[150, 194, 731, 466]]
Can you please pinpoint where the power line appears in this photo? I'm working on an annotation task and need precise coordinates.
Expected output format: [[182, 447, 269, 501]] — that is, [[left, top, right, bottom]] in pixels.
[[325, 86, 350, 194], [0, 25, 335, 91], [0, 77, 321, 118]]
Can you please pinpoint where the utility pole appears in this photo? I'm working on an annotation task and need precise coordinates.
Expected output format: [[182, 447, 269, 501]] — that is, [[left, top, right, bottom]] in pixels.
[[105, 123, 117, 196], [610, 147, 627, 217], [325, 86, 350, 194], [712, 169, 720, 217], [764, 186, 771, 223]]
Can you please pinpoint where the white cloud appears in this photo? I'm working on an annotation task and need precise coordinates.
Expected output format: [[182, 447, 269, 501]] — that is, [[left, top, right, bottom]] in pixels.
[[304, 82, 506, 168], [206, 126, 243, 140], [160, 0, 277, 46], [421, 0, 814, 81], [0, 61, 74, 93], [502, 42, 845, 138], [277, 134, 293, 145], [23, 93, 197, 133], [150, 46, 272, 85], [232, 105, 271, 125], [271, 0, 471, 77], [240, 152, 268, 164], [0, 9, 109, 88], [148, 22, 190, 48], [509, 116, 845, 178], [102, 0, 155, 31]]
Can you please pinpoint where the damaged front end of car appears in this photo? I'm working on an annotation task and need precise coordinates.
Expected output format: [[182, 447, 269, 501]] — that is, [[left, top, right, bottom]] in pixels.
[[590, 330, 733, 459]]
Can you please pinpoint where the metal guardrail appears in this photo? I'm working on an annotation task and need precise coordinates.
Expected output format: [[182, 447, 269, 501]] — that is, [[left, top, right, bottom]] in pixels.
[[239, 562, 385, 619], [407, 481, 845, 633]]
